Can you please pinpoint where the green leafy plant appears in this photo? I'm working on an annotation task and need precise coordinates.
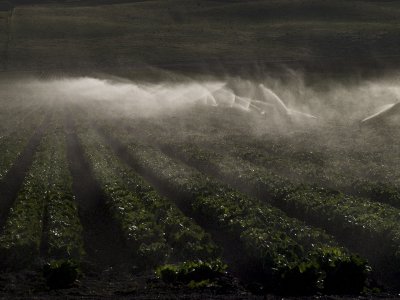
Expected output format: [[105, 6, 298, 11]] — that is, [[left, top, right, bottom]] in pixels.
[[317, 249, 370, 295], [156, 260, 227, 287], [77, 128, 219, 267]]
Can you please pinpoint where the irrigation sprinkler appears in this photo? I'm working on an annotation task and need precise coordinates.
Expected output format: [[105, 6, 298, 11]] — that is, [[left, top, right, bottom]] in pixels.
[[361, 102, 400, 125], [207, 82, 318, 124]]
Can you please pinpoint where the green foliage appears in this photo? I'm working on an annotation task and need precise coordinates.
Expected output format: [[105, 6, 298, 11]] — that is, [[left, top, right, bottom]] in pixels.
[[317, 249, 370, 295], [77, 128, 219, 269], [0, 109, 44, 182], [272, 247, 370, 295], [46, 126, 84, 261], [156, 260, 227, 286], [352, 180, 400, 208], [116, 142, 371, 294], [0, 118, 84, 269], [237, 145, 400, 209], [80, 136, 170, 268], [187, 279, 213, 289], [0, 135, 51, 268], [166, 141, 400, 283], [276, 247, 370, 295]]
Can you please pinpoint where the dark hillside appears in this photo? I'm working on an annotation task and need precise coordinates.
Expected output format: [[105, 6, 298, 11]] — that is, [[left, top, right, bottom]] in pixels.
[[2, 0, 400, 79]]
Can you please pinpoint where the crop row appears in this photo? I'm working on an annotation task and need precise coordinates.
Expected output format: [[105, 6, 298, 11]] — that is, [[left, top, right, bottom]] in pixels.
[[45, 122, 84, 261], [0, 117, 84, 268], [0, 110, 46, 182], [125, 113, 400, 210], [75, 125, 219, 268], [98, 126, 370, 294], [0, 99, 44, 137], [160, 141, 400, 284], [105, 104, 400, 210], [217, 139, 400, 209]]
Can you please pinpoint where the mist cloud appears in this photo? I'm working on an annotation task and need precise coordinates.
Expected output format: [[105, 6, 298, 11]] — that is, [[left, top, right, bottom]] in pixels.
[[1, 73, 399, 128]]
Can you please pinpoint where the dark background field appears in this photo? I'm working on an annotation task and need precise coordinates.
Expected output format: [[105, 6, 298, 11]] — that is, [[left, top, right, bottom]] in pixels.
[[2, 0, 400, 80]]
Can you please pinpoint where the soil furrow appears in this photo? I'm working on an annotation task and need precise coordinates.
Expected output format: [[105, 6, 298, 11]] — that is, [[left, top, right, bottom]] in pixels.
[[64, 115, 133, 271], [0, 114, 50, 231]]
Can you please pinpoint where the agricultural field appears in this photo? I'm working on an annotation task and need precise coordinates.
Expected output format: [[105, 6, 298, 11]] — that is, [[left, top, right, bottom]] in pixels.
[[0, 75, 398, 298], [1, 0, 400, 298]]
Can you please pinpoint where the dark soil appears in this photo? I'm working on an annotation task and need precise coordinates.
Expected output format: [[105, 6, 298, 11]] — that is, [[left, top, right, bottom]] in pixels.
[[64, 115, 133, 271], [0, 268, 397, 299], [0, 267, 254, 299]]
